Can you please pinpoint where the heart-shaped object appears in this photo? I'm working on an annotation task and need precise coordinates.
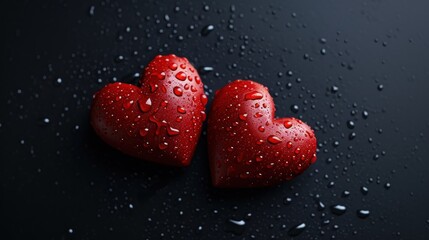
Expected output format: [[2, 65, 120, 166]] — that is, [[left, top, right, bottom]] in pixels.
[[208, 80, 317, 187], [91, 54, 207, 166]]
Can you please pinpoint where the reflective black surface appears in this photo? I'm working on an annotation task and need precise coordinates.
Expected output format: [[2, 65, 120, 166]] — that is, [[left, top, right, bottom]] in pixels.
[[1, 0, 429, 239]]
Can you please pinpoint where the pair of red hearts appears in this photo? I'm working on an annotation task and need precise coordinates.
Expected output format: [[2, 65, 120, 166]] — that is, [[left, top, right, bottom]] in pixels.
[[91, 54, 317, 188]]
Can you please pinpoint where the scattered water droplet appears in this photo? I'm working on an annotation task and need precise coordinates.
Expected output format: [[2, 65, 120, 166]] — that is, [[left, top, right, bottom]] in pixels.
[[288, 223, 306, 237], [331, 204, 347, 215], [225, 219, 246, 235], [357, 209, 370, 219], [201, 25, 215, 36]]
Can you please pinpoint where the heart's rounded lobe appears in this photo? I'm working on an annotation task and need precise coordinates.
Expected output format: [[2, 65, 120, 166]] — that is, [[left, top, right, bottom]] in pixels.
[[91, 54, 207, 166], [208, 80, 317, 187]]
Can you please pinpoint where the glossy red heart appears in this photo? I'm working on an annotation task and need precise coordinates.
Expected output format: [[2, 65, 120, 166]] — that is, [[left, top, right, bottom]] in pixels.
[[90, 54, 207, 166], [208, 80, 317, 187]]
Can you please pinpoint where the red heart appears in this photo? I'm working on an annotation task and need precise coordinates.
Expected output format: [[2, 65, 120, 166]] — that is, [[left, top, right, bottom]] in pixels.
[[208, 80, 317, 187], [90, 54, 207, 166]]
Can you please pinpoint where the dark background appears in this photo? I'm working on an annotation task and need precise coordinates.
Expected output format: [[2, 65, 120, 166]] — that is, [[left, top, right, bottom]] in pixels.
[[1, 0, 429, 239]]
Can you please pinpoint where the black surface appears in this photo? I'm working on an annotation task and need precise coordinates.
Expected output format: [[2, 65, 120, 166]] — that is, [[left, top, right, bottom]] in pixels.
[[1, 0, 429, 239]]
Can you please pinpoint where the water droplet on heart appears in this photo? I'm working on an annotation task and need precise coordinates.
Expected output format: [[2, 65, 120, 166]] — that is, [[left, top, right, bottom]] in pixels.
[[239, 172, 250, 179], [294, 147, 301, 154], [169, 63, 178, 70], [267, 135, 282, 144], [191, 85, 197, 92], [288, 223, 306, 237], [357, 209, 370, 219], [195, 76, 201, 84], [176, 116, 183, 122], [139, 128, 149, 137], [154, 72, 166, 80], [160, 100, 168, 108], [115, 96, 122, 101], [331, 204, 347, 215], [138, 97, 152, 112], [200, 111, 206, 121], [256, 156, 263, 162], [159, 142, 168, 150], [177, 106, 186, 114], [167, 126, 180, 136], [287, 141, 293, 148], [311, 154, 317, 163], [173, 87, 183, 96], [254, 112, 263, 118], [175, 71, 187, 81], [149, 82, 158, 92], [284, 120, 293, 129], [258, 126, 265, 132], [239, 113, 247, 121], [245, 91, 263, 100], [123, 100, 134, 109], [201, 94, 208, 105], [180, 63, 186, 69]]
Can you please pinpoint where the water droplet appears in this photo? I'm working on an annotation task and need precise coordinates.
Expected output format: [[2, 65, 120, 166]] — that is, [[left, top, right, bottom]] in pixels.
[[342, 190, 350, 197], [331, 204, 347, 215], [225, 219, 246, 235], [244, 91, 263, 100], [267, 135, 282, 144], [200, 94, 208, 105], [175, 71, 187, 81], [173, 87, 183, 96], [346, 120, 355, 129], [159, 142, 168, 150], [290, 104, 299, 113], [239, 113, 248, 121], [167, 126, 180, 136], [362, 110, 369, 119], [199, 66, 214, 74], [377, 84, 384, 91], [177, 106, 186, 114], [317, 200, 326, 211], [288, 223, 306, 237], [149, 82, 158, 92], [360, 186, 369, 195], [138, 97, 152, 112], [169, 63, 178, 70], [254, 112, 263, 118], [201, 25, 215, 36], [258, 126, 265, 132], [384, 182, 391, 189], [154, 72, 166, 80], [123, 100, 134, 109], [139, 128, 149, 137], [357, 209, 370, 219], [284, 120, 293, 129], [287, 141, 293, 148]]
